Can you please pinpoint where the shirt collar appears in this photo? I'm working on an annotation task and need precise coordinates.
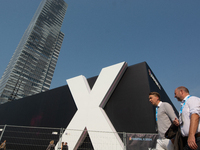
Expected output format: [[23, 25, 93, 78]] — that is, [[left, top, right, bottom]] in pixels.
[[157, 101, 162, 107], [181, 95, 190, 105], [183, 95, 190, 100]]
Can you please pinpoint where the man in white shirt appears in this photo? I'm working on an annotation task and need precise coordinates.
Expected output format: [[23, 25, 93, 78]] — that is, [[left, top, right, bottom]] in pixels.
[[173, 86, 200, 150]]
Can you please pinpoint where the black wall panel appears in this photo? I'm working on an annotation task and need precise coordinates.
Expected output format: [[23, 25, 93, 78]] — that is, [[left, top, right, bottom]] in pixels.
[[104, 62, 155, 133]]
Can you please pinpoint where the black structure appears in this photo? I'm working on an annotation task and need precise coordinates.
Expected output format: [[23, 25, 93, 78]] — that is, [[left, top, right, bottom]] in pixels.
[[0, 62, 178, 149], [105, 62, 178, 133]]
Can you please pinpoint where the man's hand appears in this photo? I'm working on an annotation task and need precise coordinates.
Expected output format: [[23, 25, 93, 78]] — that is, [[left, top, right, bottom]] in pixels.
[[173, 118, 179, 126], [187, 135, 197, 150]]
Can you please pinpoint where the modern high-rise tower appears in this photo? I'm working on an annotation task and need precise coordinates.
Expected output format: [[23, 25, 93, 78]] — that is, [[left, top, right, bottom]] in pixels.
[[0, 0, 68, 104]]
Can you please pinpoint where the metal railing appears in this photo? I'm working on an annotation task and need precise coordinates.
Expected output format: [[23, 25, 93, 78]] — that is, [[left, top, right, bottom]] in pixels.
[[0, 125, 158, 150]]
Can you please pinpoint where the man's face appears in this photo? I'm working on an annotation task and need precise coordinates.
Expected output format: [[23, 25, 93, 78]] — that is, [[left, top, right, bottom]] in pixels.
[[174, 89, 182, 101], [149, 94, 159, 106]]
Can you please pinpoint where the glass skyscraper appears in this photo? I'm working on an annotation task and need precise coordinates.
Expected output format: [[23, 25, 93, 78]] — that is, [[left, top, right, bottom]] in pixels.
[[0, 0, 68, 104]]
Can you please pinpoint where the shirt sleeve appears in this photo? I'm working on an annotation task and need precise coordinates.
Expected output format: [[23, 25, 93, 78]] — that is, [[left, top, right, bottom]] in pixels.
[[188, 96, 200, 116], [165, 103, 177, 121]]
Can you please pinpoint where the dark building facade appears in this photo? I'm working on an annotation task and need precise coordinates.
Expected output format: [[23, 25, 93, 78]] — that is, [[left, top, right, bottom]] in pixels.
[[0, 0, 68, 104], [0, 62, 178, 130]]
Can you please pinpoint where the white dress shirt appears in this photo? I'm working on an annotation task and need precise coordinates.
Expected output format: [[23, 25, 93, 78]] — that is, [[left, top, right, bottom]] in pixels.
[[180, 95, 200, 137]]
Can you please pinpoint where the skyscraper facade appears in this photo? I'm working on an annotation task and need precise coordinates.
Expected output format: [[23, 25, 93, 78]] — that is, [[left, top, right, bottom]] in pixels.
[[0, 0, 68, 104]]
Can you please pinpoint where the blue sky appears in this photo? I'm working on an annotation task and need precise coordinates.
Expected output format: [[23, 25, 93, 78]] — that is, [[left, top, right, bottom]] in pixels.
[[0, 0, 200, 111]]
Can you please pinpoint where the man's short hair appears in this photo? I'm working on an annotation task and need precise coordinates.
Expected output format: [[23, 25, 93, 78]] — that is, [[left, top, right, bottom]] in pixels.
[[149, 92, 160, 99]]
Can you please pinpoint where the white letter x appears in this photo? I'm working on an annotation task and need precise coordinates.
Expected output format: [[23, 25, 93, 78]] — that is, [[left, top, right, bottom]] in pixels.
[[58, 62, 127, 150]]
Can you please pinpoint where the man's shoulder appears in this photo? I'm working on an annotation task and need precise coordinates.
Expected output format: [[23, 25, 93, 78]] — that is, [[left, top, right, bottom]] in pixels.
[[160, 102, 173, 109], [187, 96, 200, 105], [161, 102, 171, 106], [190, 96, 200, 100]]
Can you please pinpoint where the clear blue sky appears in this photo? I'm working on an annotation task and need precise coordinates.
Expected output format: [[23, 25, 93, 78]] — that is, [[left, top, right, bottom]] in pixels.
[[0, 0, 200, 111]]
